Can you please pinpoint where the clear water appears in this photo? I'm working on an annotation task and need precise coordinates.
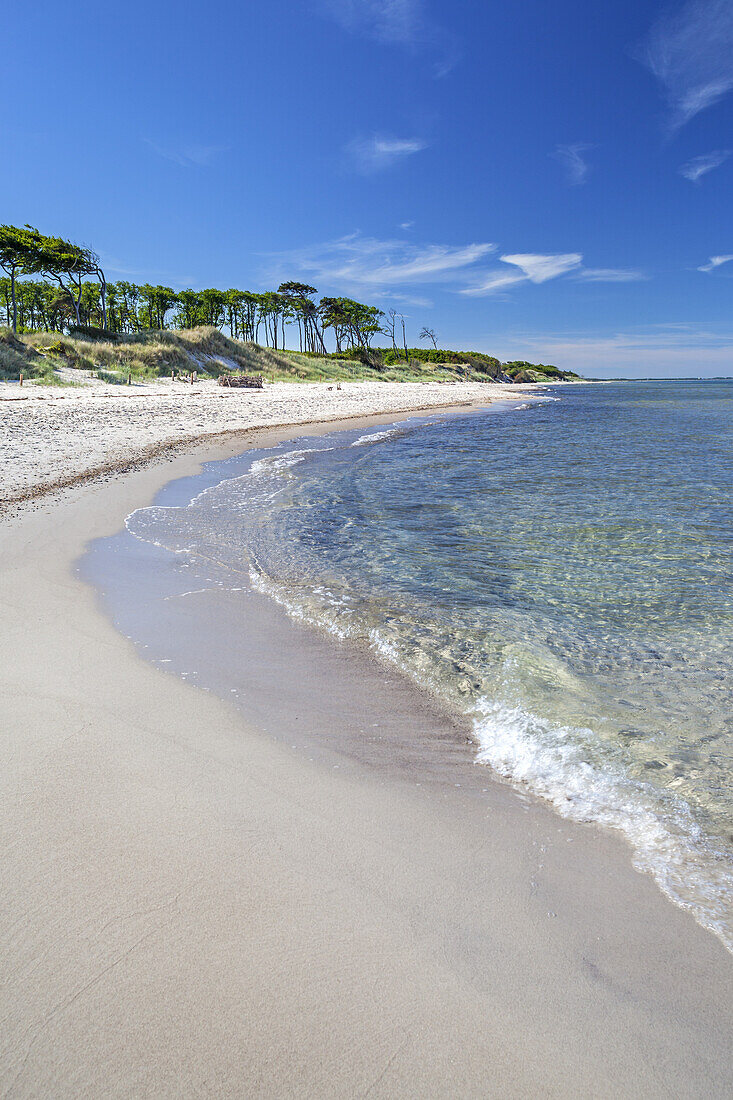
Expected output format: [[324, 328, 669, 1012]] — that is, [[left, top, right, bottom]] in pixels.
[[124, 382, 733, 949]]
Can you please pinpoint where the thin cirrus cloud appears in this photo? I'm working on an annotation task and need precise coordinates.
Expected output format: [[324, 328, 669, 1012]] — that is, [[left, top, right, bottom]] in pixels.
[[634, 0, 733, 130], [551, 144, 593, 185], [266, 236, 645, 298], [318, 0, 459, 76], [698, 254, 733, 272], [574, 268, 647, 283], [143, 139, 228, 168], [264, 233, 496, 291], [463, 254, 645, 296], [345, 134, 427, 173], [679, 150, 730, 181], [462, 253, 583, 296]]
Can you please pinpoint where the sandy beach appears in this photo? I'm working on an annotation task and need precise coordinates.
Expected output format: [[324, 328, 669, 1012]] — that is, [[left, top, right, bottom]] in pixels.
[[0, 378, 506, 507], [2, 392, 732, 1098]]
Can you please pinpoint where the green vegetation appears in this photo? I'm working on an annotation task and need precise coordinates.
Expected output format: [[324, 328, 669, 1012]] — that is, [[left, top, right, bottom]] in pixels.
[[0, 325, 581, 386], [0, 329, 68, 385], [0, 222, 583, 385], [502, 361, 574, 382], [0, 327, 270, 384]]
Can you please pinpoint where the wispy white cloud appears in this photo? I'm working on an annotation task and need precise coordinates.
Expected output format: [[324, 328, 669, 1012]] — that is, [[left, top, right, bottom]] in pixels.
[[502, 254, 584, 282], [266, 236, 645, 300], [698, 254, 733, 272], [319, 0, 459, 75], [345, 134, 427, 173], [574, 268, 647, 282], [635, 0, 733, 130], [263, 233, 495, 290], [399, 220, 415, 230], [679, 149, 730, 180], [462, 254, 647, 296], [463, 253, 583, 296], [461, 270, 527, 294], [551, 143, 593, 185], [143, 139, 228, 168]]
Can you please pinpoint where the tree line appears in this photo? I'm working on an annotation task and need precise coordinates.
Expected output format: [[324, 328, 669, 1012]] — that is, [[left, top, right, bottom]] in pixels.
[[1, 224, 429, 357]]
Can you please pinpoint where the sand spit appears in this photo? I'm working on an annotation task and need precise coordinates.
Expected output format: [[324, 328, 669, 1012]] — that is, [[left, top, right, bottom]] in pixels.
[[0, 379, 510, 507]]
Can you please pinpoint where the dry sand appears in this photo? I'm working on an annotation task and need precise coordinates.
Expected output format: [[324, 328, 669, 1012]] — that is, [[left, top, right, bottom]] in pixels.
[[0, 378, 507, 506], [1, 401, 732, 1098]]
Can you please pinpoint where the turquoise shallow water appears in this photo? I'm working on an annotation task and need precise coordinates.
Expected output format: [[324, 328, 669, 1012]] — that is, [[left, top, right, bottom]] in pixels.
[[123, 382, 733, 949]]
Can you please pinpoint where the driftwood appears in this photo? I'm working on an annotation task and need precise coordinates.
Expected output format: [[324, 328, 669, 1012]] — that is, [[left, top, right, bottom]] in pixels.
[[217, 373, 264, 389]]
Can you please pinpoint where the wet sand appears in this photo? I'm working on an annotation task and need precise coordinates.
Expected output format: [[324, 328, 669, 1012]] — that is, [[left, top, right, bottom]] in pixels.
[[1, 412, 732, 1098]]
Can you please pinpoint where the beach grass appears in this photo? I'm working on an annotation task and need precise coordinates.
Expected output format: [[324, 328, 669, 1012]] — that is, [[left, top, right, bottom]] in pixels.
[[2, 326, 550, 386]]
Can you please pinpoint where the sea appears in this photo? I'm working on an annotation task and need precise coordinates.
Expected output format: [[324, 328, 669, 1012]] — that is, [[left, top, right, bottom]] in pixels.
[[86, 381, 733, 951]]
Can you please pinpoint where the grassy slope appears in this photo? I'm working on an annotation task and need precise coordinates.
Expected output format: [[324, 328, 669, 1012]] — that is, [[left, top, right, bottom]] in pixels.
[[0, 326, 578, 385]]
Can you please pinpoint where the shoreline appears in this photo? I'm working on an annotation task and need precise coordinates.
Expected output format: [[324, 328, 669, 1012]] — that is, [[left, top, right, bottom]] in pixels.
[[2, 399, 732, 1095], [94, 404, 733, 953], [0, 378, 528, 511]]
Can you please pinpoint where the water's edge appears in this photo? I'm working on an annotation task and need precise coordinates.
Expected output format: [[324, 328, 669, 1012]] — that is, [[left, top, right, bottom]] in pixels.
[[83, 388, 733, 954]]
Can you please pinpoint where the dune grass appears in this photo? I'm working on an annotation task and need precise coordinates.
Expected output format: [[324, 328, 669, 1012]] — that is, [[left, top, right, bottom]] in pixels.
[[0, 329, 72, 385], [269, 351, 475, 383], [1, 326, 543, 386]]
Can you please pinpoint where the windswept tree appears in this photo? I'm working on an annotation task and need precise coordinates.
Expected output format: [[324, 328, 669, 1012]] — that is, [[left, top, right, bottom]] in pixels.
[[225, 289, 247, 340], [199, 288, 227, 328], [400, 315, 410, 364], [139, 284, 178, 330], [79, 281, 104, 326], [114, 281, 142, 332], [279, 282, 326, 353], [320, 296, 384, 358], [348, 300, 384, 349], [258, 292, 285, 350], [420, 326, 437, 350], [0, 224, 45, 332], [175, 289, 202, 329], [0, 277, 12, 327], [382, 309, 401, 358], [0, 223, 398, 358], [139, 284, 157, 329], [93, 258, 109, 329], [319, 297, 349, 354], [240, 292, 260, 342], [36, 235, 100, 328]]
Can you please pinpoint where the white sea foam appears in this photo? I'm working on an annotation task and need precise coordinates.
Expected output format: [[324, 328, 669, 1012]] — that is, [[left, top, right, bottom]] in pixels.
[[243, 563, 733, 954], [351, 428, 403, 447], [124, 444, 334, 548], [118, 407, 733, 955], [471, 695, 733, 952]]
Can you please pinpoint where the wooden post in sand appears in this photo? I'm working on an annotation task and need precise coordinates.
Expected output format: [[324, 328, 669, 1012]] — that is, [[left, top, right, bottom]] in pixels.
[[127, 372, 131, 385], [19, 373, 23, 386]]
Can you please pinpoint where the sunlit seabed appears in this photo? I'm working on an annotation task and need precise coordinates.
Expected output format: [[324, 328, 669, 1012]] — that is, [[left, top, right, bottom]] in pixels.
[[124, 383, 733, 951]]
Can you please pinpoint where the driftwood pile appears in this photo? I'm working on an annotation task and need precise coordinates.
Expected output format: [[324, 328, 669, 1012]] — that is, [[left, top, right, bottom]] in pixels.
[[217, 373, 264, 389]]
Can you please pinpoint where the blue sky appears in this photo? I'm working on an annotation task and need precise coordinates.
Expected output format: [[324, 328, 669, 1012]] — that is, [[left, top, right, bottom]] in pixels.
[[4, 0, 733, 376]]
